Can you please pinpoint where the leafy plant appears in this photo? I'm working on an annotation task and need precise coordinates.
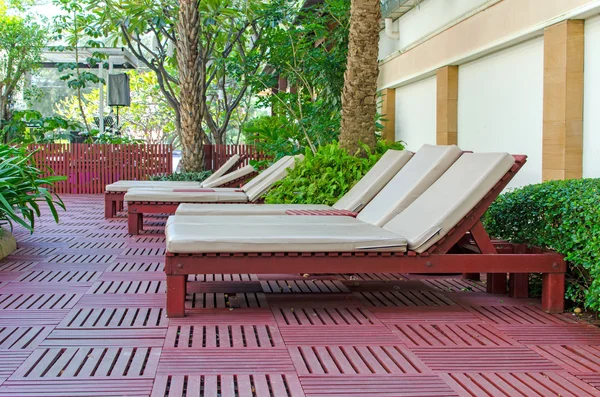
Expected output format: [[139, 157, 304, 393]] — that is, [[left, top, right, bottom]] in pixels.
[[1, 110, 82, 144], [264, 140, 405, 205], [0, 145, 66, 232], [149, 171, 212, 183], [484, 178, 600, 309]]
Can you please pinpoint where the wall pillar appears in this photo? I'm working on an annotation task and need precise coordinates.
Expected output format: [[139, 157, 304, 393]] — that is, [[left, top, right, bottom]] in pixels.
[[380, 88, 396, 143], [436, 66, 458, 145], [543, 20, 584, 180]]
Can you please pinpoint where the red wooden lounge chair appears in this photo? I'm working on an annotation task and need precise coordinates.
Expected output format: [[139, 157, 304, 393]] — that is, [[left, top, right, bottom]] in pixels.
[[163, 153, 566, 317], [104, 154, 254, 218], [124, 155, 301, 234]]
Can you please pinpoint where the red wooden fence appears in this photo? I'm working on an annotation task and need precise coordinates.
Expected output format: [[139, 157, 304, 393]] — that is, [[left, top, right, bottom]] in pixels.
[[29, 144, 173, 194], [29, 144, 266, 194], [203, 144, 268, 171]]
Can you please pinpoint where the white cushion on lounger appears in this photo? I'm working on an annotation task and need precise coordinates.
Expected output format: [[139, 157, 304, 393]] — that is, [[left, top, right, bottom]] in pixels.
[[333, 149, 413, 212], [202, 164, 255, 188], [166, 214, 359, 227], [124, 189, 249, 203], [244, 155, 303, 202], [240, 156, 291, 192], [384, 152, 515, 253], [175, 203, 331, 216], [106, 181, 199, 192], [166, 219, 407, 253], [357, 144, 462, 226], [200, 154, 240, 187]]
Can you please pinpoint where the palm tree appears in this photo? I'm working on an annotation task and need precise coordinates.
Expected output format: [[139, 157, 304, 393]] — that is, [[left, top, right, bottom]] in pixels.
[[339, 0, 380, 154], [176, 0, 205, 171]]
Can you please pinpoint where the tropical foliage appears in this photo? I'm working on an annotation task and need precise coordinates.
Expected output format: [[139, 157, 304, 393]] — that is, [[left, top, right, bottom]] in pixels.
[[149, 171, 212, 182], [264, 140, 405, 206], [0, 144, 65, 232], [485, 178, 600, 310]]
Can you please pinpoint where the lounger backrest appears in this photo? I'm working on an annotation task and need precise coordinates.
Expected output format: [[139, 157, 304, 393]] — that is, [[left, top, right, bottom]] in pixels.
[[200, 154, 240, 187], [240, 156, 291, 192], [202, 164, 255, 188], [383, 152, 515, 253], [244, 154, 304, 201], [332, 150, 413, 212], [357, 145, 462, 226]]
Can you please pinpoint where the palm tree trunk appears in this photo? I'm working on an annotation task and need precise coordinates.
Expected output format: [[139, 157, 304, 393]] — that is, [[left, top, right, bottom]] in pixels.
[[339, 0, 380, 155], [176, 0, 205, 171]]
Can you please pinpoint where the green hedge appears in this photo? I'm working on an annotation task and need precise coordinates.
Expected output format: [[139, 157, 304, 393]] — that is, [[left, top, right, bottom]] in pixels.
[[264, 141, 405, 206], [149, 171, 212, 182], [484, 178, 600, 309]]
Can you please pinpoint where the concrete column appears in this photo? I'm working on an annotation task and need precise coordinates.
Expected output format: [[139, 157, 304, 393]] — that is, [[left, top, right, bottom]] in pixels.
[[542, 20, 584, 180], [436, 66, 458, 145], [380, 88, 396, 143]]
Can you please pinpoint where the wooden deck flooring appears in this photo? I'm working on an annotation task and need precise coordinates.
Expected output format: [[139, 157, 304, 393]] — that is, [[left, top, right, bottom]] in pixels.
[[1, 195, 599, 396]]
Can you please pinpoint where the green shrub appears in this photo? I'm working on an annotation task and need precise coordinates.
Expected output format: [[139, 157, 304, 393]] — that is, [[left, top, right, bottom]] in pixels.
[[0, 145, 66, 232], [149, 171, 212, 182], [484, 178, 600, 309], [264, 140, 405, 206]]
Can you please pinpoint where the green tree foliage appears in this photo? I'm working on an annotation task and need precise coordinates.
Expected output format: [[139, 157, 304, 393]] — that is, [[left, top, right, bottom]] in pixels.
[[248, 0, 350, 156], [0, 8, 47, 134], [264, 140, 405, 206], [484, 179, 600, 309]]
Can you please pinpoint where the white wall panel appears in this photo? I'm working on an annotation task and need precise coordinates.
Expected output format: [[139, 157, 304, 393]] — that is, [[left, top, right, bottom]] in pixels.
[[394, 76, 436, 150], [583, 15, 600, 178], [458, 38, 544, 188]]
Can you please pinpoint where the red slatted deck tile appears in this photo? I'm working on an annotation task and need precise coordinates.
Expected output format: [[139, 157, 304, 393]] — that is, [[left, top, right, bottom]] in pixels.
[[121, 247, 166, 257], [272, 307, 381, 326], [106, 261, 164, 272], [412, 347, 562, 372], [336, 273, 408, 281], [468, 305, 577, 325], [299, 375, 457, 397], [76, 294, 165, 308], [164, 325, 284, 348], [58, 307, 168, 328], [157, 349, 295, 374], [496, 324, 600, 345], [0, 293, 81, 310], [41, 329, 167, 347], [355, 290, 456, 307], [389, 323, 519, 347], [151, 374, 305, 397], [258, 274, 341, 281], [89, 280, 165, 294], [371, 306, 482, 324], [17, 271, 101, 284], [420, 277, 487, 293], [266, 294, 364, 308], [30, 262, 110, 272], [10, 347, 161, 379], [188, 274, 258, 282], [99, 272, 165, 281], [342, 280, 433, 293], [532, 345, 600, 373], [451, 292, 541, 307], [0, 274, 21, 283], [280, 326, 401, 345], [441, 372, 600, 397], [288, 345, 429, 375], [577, 374, 600, 390], [0, 327, 53, 350], [0, 351, 32, 384], [261, 280, 350, 293], [170, 309, 276, 325], [0, 310, 69, 326], [69, 241, 127, 250], [185, 293, 267, 309], [0, 261, 38, 272], [0, 379, 153, 396], [0, 284, 89, 294], [47, 254, 116, 264]]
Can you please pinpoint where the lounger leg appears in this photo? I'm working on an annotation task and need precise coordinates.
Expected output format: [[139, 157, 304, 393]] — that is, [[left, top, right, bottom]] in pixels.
[[128, 212, 142, 235], [105, 198, 116, 219], [117, 200, 124, 212], [542, 273, 565, 313], [462, 273, 481, 281], [508, 273, 529, 298], [486, 273, 507, 294], [166, 275, 186, 318]]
